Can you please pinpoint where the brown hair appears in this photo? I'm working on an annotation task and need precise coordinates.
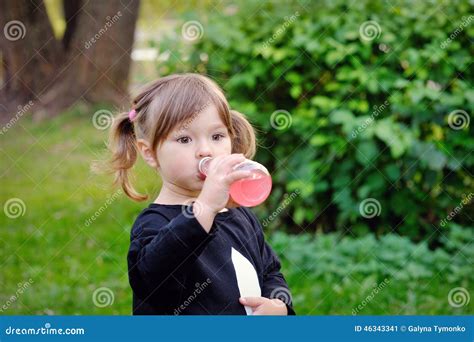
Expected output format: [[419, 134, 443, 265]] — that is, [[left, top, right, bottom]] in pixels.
[[106, 73, 256, 201]]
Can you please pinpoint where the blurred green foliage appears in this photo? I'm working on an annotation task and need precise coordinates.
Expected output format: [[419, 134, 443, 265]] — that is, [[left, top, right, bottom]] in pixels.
[[271, 223, 473, 284], [271, 223, 473, 314], [158, 0, 474, 243]]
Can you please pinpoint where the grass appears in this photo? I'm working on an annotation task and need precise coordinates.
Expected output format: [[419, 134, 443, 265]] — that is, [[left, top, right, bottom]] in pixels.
[[0, 106, 157, 314], [0, 106, 471, 315]]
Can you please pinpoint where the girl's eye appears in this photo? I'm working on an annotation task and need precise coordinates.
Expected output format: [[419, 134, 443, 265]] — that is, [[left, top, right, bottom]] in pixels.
[[177, 136, 191, 144], [212, 133, 225, 141]]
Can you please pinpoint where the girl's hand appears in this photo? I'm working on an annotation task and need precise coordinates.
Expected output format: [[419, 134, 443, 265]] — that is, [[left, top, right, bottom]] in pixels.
[[197, 153, 251, 214], [239, 297, 288, 315]]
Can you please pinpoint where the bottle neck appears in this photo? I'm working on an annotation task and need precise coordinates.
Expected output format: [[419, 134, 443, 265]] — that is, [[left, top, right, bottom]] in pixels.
[[198, 157, 212, 175], [199, 157, 267, 175]]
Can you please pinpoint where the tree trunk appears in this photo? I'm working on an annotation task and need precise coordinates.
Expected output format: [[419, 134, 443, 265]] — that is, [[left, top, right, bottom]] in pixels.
[[0, 0, 61, 110], [0, 0, 140, 120]]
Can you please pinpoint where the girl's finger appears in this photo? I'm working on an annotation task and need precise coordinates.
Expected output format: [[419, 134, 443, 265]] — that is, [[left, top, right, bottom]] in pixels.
[[225, 170, 252, 184], [225, 154, 247, 171], [209, 154, 245, 174], [239, 296, 266, 307]]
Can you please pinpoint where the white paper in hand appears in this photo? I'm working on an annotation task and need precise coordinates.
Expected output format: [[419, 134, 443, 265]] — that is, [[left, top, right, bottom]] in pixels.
[[231, 247, 261, 315]]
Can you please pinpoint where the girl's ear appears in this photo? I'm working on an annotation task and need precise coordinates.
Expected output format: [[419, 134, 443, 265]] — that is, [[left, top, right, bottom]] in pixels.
[[136, 139, 159, 169]]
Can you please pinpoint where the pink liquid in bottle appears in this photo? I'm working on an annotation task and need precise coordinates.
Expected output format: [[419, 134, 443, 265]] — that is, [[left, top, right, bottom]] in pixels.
[[229, 169, 272, 207], [199, 157, 272, 207]]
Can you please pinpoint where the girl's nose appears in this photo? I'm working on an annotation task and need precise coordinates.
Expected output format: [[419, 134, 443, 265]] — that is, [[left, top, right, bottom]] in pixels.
[[196, 142, 212, 159]]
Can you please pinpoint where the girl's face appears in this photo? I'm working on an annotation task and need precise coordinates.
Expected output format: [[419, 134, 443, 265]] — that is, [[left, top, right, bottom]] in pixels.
[[155, 104, 232, 192]]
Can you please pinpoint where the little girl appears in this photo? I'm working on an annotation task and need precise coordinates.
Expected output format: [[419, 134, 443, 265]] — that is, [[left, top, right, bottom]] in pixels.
[[108, 73, 295, 315]]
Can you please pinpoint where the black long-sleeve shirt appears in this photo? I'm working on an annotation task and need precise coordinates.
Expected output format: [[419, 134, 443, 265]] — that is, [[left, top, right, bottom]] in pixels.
[[127, 203, 296, 315]]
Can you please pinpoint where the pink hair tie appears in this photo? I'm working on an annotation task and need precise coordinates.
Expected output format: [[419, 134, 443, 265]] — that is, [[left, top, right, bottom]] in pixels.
[[128, 109, 137, 122]]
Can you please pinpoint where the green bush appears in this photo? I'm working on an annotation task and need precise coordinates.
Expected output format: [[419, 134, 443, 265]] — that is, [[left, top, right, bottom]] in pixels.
[[157, 0, 473, 242], [270, 223, 473, 283], [269, 224, 473, 314]]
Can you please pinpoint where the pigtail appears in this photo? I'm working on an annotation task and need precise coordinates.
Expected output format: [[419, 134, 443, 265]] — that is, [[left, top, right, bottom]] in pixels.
[[230, 110, 256, 160], [107, 112, 148, 201]]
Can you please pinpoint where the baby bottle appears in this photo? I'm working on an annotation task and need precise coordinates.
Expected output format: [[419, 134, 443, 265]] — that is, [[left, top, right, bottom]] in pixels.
[[198, 157, 272, 207]]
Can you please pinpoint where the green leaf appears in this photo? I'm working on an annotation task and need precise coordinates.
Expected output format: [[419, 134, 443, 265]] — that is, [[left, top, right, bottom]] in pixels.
[[355, 140, 379, 164], [384, 164, 401, 181], [310, 134, 329, 147], [290, 84, 302, 98]]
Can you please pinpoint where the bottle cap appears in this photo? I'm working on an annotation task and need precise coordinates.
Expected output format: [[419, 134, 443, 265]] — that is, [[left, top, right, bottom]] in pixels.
[[198, 157, 212, 174]]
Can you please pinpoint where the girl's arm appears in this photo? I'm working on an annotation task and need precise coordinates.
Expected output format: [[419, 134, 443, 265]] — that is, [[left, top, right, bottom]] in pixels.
[[128, 209, 218, 298], [259, 239, 296, 315]]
